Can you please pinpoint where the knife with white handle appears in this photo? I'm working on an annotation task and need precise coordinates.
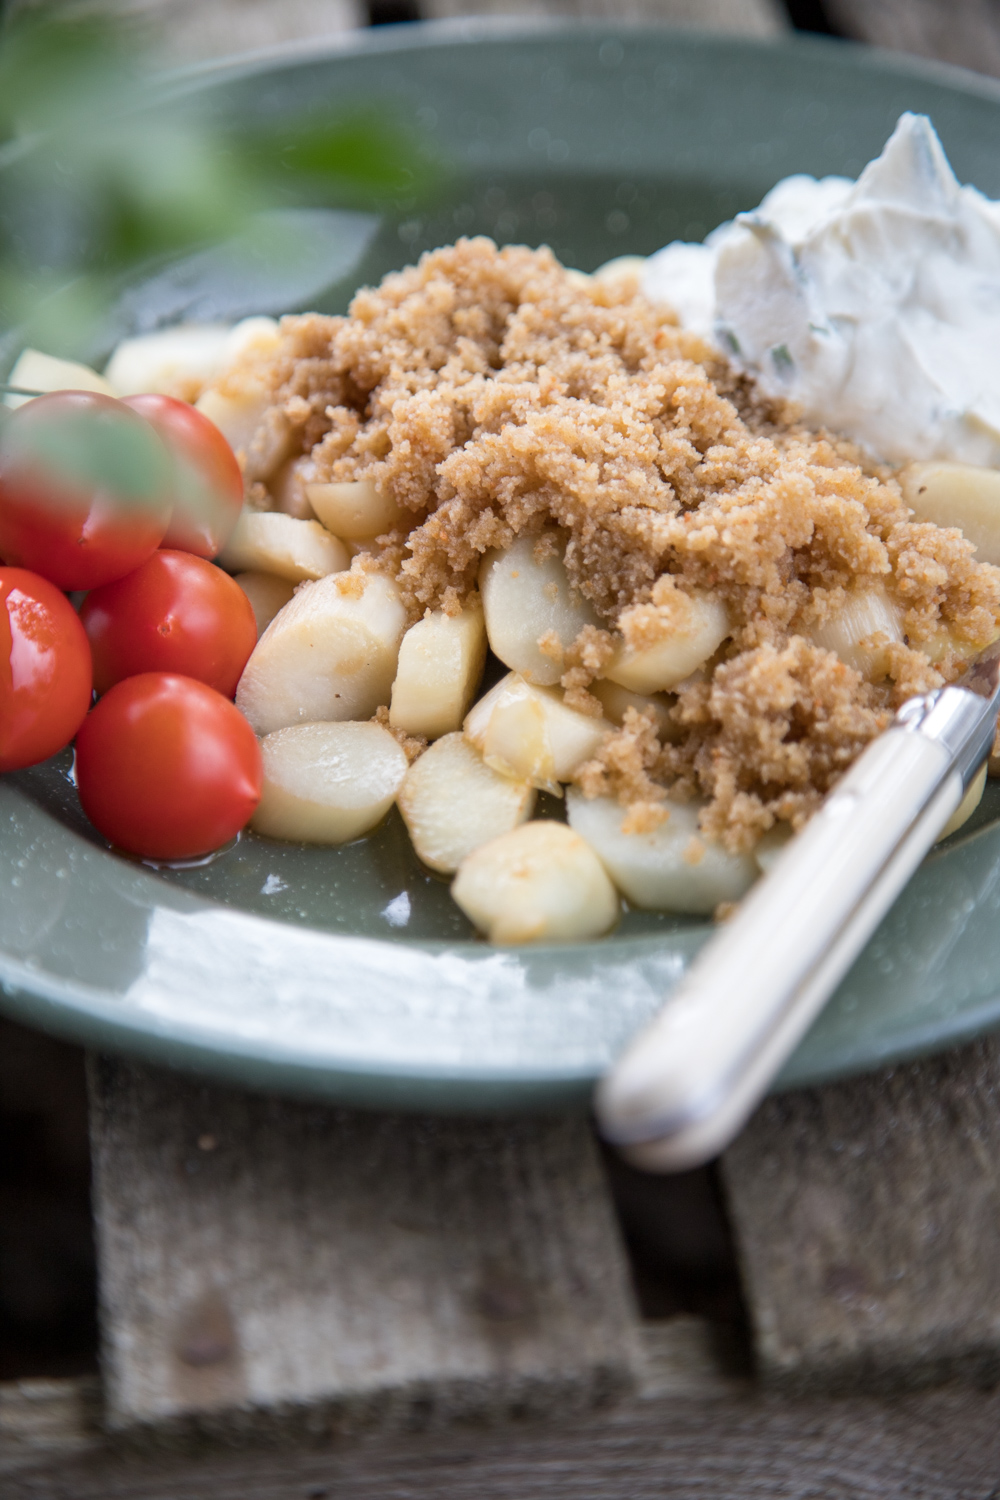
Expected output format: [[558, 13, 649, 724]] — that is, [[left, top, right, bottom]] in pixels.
[[596, 640, 1000, 1173]]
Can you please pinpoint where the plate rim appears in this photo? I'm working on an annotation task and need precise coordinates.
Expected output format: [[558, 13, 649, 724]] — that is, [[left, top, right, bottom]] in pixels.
[[6, 21, 1000, 1108], [155, 15, 1000, 115]]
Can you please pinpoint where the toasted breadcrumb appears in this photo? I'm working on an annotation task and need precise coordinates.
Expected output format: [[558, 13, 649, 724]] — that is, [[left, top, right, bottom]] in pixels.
[[372, 706, 426, 764], [333, 568, 367, 599], [209, 238, 1000, 847], [621, 801, 670, 835], [683, 836, 706, 867]]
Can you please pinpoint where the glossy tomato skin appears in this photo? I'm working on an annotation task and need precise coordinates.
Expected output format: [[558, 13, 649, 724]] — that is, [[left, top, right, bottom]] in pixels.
[[75, 673, 262, 860], [0, 392, 173, 590], [122, 394, 243, 559], [81, 549, 257, 697], [0, 566, 93, 772]]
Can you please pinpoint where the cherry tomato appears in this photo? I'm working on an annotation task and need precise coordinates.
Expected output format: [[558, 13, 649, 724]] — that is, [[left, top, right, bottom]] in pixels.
[[0, 566, 93, 772], [81, 549, 257, 697], [0, 391, 172, 589], [75, 673, 262, 860], [123, 393, 243, 559]]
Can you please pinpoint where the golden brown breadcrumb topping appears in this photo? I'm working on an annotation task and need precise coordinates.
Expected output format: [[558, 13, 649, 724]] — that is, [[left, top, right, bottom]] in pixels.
[[211, 237, 1000, 848], [371, 705, 427, 763]]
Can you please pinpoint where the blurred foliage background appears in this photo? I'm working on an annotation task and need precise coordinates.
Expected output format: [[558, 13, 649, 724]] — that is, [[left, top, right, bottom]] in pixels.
[[1, 0, 966, 364], [0, 2, 438, 357]]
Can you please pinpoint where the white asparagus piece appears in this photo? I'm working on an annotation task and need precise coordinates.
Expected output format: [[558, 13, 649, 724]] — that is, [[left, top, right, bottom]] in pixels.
[[936, 761, 986, 841], [566, 788, 758, 915], [233, 571, 297, 638], [4, 349, 115, 409], [452, 821, 619, 944], [196, 386, 294, 480], [104, 317, 280, 397], [236, 570, 407, 735], [270, 456, 317, 520], [900, 460, 1000, 567], [605, 591, 730, 693], [223, 317, 282, 362], [805, 583, 904, 680], [589, 678, 676, 737], [390, 596, 487, 740], [251, 721, 408, 844], [592, 255, 646, 287], [218, 511, 349, 583], [753, 824, 794, 874], [478, 532, 600, 686], [911, 624, 997, 666], [195, 386, 267, 458], [306, 479, 407, 540], [397, 733, 535, 873], [464, 672, 610, 794], [104, 325, 230, 396]]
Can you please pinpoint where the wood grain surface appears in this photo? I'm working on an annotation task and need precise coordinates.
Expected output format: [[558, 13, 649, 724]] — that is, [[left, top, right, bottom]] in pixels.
[[826, 0, 1000, 80], [88, 1057, 643, 1440], [419, 0, 785, 34], [4, 1366, 1000, 1497], [8, 0, 785, 59], [6, 0, 364, 62], [723, 1036, 1000, 1394]]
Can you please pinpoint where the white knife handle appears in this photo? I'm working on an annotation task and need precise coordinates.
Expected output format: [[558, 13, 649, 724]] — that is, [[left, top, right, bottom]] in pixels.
[[596, 684, 996, 1172]]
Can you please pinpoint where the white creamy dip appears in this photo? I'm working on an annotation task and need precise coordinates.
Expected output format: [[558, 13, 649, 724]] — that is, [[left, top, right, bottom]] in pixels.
[[642, 113, 1000, 467]]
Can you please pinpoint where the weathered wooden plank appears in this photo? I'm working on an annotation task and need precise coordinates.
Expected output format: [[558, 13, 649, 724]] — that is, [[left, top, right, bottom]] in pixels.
[[0, 1321, 740, 1482], [420, 0, 786, 33], [158, 0, 365, 61], [0, 1377, 102, 1471], [638, 1315, 749, 1396], [8, 0, 367, 62], [722, 1036, 1000, 1394], [87, 1056, 643, 1440], [4, 1368, 1000, 1498], [11, 0, 784, 57], [0, 1319, 742, 1466], [826, 0, 1000, 82]]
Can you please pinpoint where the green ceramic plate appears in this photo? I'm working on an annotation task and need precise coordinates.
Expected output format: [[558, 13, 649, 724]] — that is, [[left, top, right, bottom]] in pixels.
[[4, 22, 1000, 1112]]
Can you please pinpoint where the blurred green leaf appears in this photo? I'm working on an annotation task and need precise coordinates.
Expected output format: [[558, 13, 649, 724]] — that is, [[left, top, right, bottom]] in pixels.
[[0, 3, 442, 354], [240, 112, 438, 205], [0, 7, 131, 140]]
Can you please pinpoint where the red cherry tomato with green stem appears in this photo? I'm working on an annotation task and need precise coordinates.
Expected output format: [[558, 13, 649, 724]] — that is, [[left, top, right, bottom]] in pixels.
[[0, 566, 93, 772], [122, 394, 243, 559], [0, 392, 172, 589], [74, 673, 262, 860], [81, 549, 257, 697]]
